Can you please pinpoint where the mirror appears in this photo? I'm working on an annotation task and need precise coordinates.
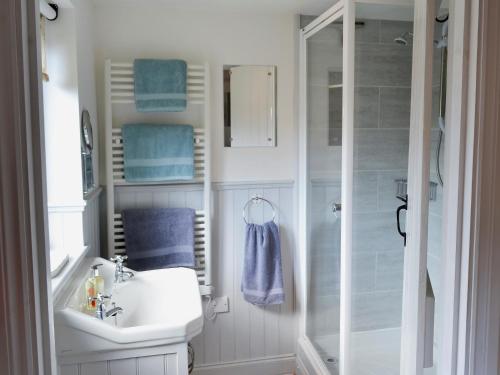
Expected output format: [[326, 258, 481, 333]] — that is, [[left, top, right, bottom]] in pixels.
[[80, 109, 95, 195], [81, 110, 93, 154], [223, 65, 277, 147]]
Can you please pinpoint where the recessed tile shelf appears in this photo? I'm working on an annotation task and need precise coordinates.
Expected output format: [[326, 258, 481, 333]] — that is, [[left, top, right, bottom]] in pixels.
[[395, 178, 438, 201]]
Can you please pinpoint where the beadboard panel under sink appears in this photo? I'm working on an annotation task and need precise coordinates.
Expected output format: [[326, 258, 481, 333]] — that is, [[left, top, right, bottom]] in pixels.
[[112, 181, 297, 372], [83, 188, 102, 258]]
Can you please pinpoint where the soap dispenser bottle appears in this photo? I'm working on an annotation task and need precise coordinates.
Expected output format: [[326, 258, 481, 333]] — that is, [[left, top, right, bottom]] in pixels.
[[86, 264, 104, 311]]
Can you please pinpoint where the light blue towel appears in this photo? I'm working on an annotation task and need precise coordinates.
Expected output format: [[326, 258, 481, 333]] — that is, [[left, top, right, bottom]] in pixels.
[[241, 221, 284, 305], [122, 208, 195, 271], [134, 59, 187, 112], [123, 124, 194, 182]]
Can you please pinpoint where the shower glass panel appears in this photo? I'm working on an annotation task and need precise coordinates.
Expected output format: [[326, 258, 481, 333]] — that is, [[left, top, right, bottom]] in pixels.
[[426, 13, 449, 373], [304, 14, 343, 374], [349, 4, 413, 374]]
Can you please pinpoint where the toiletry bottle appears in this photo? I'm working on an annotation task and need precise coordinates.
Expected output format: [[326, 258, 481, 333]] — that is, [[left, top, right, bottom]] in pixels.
[[86, 264, 104, 311]]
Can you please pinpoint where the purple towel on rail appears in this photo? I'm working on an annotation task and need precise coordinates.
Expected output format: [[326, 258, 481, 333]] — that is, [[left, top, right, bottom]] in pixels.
[[122, 208, 195, 271], [241, 221, 284, 305]]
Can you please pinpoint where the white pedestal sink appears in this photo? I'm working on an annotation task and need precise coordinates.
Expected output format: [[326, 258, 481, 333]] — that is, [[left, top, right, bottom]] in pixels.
[[55, 257, 203, 375]]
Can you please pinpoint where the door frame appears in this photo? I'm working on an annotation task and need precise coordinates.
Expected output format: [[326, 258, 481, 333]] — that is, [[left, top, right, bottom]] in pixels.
[[1, 0, 55, 374], [399, 0, 436, 373]]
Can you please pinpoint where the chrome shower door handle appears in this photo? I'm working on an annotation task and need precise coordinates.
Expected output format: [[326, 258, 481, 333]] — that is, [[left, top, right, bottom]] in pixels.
[[396, 195, 408, 246]]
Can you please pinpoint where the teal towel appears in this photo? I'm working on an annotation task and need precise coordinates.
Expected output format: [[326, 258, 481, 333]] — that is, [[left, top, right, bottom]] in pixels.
[[123, 124, 194, 182], [134, 59, 187, 112]]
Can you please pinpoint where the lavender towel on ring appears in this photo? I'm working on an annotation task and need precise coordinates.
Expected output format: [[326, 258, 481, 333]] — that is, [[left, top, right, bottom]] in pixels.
[[122, 208, 195, 271], [241, 221, 284, 305]]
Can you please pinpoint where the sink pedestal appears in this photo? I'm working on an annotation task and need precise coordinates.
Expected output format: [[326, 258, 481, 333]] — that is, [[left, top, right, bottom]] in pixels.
[[59, 342, 189, 375], [54, 257, 203, 375]]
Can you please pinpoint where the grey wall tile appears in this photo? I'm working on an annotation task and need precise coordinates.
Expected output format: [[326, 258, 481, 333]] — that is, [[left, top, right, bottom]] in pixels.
[[308, 294, 341, 336], [353, 172, 378, 213], [310, 252, 340, 295], [352, 290, 402, 331], [329, 86, 343, 145], [352, 252, 376, 293], [354, 129, 410, 171], [355, 19, 380, 43], [427, 213, 442, 258], [375, 251, 404, 291], [354, 87, 379, 128], [380, 20, 413, 44], [353, 212, 405, 253], [380, 87, 411, 128], [355, 44, 412, 87], [309, 223, 338, 247]]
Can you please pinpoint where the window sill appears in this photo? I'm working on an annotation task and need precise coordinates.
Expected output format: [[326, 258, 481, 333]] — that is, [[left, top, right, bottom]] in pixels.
[[51, 245, 90, 300]]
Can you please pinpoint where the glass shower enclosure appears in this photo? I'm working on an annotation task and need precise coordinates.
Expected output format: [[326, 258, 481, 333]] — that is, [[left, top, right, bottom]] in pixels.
[[299, 1, 445, 374]]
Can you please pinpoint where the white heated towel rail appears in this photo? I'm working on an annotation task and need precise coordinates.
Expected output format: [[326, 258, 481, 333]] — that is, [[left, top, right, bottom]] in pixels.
[[104, 60, 212, 295]]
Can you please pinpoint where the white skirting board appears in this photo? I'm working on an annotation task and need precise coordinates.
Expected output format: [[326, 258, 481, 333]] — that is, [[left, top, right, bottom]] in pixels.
[[192, 354, 296, 375]]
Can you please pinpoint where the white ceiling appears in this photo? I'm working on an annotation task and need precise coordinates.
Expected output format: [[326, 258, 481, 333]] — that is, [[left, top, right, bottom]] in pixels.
[[92, 0, 341, 15], [90, 0, 442, 20]]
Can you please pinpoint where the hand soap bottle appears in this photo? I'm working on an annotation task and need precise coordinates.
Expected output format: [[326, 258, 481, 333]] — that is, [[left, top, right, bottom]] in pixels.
[[85, 264, 104, 311]]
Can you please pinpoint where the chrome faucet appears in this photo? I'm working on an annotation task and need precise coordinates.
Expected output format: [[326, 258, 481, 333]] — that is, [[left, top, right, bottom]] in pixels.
[[88, 293, 123, 320], [110, 255, 134, 283], [106, 302, 124, 319]]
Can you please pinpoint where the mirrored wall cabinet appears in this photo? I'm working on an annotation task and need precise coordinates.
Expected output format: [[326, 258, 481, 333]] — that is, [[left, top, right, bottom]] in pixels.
[[223, 65, 277, 148]]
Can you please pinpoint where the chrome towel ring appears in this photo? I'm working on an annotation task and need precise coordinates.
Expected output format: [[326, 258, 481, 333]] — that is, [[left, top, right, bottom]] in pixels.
[[242, 196, 276, 224]]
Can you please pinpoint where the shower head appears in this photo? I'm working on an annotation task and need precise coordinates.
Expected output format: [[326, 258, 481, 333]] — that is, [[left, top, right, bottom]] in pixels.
[[394, 32, 413, 46], [394, 37, 408, 45]]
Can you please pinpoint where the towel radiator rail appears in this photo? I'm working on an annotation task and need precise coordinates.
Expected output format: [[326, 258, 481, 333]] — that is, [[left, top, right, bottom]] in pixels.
[[104, 60, 212, 296], [110, 128, 206, 185], [108, 62, 206, 105]]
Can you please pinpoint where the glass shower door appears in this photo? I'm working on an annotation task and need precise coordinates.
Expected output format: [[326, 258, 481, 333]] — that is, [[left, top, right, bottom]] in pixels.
[[302, 10, 344, 375], [300, 1, 439, 374]]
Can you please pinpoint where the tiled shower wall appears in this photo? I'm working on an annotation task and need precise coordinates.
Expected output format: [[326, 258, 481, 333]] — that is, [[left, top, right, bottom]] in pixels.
[[350, 19, 414, 332], [307, 17, 445, 339], [307, 19, 416, 338]]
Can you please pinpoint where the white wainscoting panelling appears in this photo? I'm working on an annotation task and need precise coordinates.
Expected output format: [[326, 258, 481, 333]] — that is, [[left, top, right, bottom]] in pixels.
[[112, 182, 297, 370], [191, 182, 297, 370], [59, 343, 187, 375], [83, 187, 102, 258]]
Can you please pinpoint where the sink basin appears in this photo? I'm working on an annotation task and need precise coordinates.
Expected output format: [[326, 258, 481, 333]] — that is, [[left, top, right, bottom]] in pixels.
[[54, 257, 203, 357]]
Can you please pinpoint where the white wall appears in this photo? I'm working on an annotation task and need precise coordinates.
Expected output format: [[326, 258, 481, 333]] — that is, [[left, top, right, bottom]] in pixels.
[[91, 5, 299, 371], [43, 0, 101, 259], [72, 0, 102, 258], [43, 6, 85, 256], [43, 7, 82, 207], [74, 0, 100, 187], [93, 5, 298, 183]]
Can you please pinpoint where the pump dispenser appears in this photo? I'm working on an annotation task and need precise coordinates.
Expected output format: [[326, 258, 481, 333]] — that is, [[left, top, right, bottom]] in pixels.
[[85, 263, 104, 311]]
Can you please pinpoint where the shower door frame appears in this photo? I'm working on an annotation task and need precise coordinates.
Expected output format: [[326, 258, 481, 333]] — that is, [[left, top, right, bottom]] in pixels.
[[298, 0, 447, 374], [298, 2, 350, 374]]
